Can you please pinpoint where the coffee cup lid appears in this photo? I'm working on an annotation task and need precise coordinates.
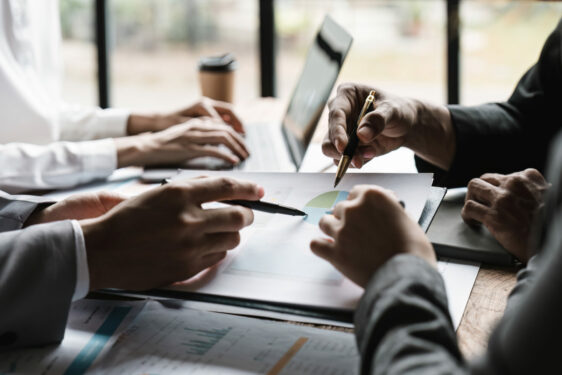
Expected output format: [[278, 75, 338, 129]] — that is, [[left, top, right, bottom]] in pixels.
[[198, 53, 238, 72]]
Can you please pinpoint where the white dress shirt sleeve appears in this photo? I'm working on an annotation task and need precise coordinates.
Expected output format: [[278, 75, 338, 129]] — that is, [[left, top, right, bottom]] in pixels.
[[71, 219, 89, 301], [58, 103, 131, 141], [0, 139, 117, 194]]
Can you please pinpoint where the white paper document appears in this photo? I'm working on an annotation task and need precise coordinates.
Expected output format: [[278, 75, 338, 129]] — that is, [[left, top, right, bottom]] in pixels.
[[165, 172, 433, 312], [0, 299, 144, 375], [90, 300, 359, 375]]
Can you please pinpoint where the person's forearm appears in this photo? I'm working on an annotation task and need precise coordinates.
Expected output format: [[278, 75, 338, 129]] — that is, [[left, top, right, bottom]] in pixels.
[[0, 141, 115, 194], [403, 100, 456, 171], [127, 113, 182, 135], [113, 134, 154, 167]]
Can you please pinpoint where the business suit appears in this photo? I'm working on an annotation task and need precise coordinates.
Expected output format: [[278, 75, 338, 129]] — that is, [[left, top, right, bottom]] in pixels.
[[0, 193, 77, 350], [416, 18, 562, 187], [355, 133, 562, 374]]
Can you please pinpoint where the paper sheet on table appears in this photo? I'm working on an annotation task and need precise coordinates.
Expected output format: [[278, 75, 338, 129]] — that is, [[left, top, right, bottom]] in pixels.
[[0, 299, 144, 375], [154, 258, 478, 331], [90, 300, 359, 375], [165, 171, 433, 313]]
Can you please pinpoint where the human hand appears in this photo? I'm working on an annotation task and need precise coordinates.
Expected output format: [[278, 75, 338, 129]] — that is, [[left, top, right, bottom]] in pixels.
[[127, 97, 244, 134], [116, 118, 250, 167], [462, 169, 550, 263], [25, 192, 126, 226], [80, 176, 264, 291], [322, 84, 418, 168], [322, 83, 455, 170], [310, 185, 435, 288]]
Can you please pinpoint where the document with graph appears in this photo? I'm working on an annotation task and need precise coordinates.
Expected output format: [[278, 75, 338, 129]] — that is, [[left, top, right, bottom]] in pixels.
[[160, 171, 433, 315], [89, 300, 359, 375], [0, 299, 145, 375]]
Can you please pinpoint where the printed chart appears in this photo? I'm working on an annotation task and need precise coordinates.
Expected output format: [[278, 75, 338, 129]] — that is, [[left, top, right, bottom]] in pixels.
[[302, 191, 349, 225], [90, 302, 359, 375], [225, 191, 349, 284]]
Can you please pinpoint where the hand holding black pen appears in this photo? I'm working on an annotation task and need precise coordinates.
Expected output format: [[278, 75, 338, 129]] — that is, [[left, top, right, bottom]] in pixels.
[[162, 178, 305, 216], [333, 90, 376, 187]]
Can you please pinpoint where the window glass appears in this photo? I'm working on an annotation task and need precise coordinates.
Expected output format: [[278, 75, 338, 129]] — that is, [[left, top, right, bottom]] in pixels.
[[109, 0, 259, 111], [60, 0, 97, 106], [276, 0, 446, 104], [460, 1, 562, 105]]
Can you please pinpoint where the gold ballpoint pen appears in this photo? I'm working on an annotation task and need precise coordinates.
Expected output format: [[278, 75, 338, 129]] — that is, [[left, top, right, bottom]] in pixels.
[[334, 90, 376, 187]]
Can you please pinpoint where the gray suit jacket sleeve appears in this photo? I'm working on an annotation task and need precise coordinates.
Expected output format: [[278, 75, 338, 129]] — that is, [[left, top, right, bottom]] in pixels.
[[355, 134, 562, 374], [354, 254, 465, 374], [0, 191, 54, 232], [0, 220, 77, 351]]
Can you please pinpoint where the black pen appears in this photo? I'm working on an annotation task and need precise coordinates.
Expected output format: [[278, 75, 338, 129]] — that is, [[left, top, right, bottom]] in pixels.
[[334, 90, 376, 187], [222, 200, 306, 216], [161, 179, 306, 216]]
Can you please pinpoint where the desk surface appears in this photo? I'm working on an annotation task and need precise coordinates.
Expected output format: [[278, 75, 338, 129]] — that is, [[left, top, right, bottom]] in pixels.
[[235, 98, 519, 358]]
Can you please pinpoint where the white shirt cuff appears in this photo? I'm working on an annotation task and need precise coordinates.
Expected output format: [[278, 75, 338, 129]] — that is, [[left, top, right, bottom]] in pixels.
[[59, 106, 131, 141], [93, 108, 131, 138], [71, 220, 90, 301], [74, 138, 118, 183]]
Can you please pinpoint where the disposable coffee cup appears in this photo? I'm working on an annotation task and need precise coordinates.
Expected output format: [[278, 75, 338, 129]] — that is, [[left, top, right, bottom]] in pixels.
[[198, 53, 237, 103]]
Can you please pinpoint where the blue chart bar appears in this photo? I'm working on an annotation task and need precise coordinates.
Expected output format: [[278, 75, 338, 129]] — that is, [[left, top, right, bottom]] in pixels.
[[181, 327, 232, 355], [64, 307, 131, 375]]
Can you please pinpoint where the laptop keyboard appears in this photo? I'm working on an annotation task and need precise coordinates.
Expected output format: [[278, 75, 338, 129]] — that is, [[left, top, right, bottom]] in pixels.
[[237, 124, 283, 171]]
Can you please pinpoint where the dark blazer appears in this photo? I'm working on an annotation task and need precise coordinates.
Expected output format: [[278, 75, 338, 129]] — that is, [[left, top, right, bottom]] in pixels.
[[416, 19, 562, 187], [355, 132, 562, 374], [0, 193, 77, 351]]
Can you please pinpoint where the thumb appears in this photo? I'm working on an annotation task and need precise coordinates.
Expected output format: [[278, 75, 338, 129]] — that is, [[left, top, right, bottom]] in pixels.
[[356, 103, 392, 143]]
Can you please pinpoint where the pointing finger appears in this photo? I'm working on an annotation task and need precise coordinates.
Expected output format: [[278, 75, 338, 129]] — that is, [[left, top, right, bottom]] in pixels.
[[180, 177, 264, 204]]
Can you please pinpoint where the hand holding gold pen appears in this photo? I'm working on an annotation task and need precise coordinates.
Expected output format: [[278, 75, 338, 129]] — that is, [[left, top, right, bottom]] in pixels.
[[333, 90, 376, 187]]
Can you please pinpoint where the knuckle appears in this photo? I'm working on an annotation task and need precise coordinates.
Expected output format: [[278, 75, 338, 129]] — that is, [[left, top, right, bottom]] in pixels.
[[467, 178, 480, 191], [362, 187, 384, 201], [337, 226, 352, 243], [328, 108, 342, 123], [505, 176, 530, 194], [339, 202, 355, 218], [181, 213, 203, 229], [328, 96, 336, 109], [218, 177, 237, 194], [464, 200, 477, 210], [331, 225, 344, 240], [165, 183, 188, 200], [337, 83, 354, 94], [494, 192, 512, 209], [227, 233, 241, 248], [524, 168, 545, 184], [229, 207, 247, 227]]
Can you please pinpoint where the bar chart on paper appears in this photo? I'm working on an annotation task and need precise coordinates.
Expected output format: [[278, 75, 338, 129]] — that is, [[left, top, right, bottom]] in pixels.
[[89, 301, 359, 375], [182, 327, 232, 355]]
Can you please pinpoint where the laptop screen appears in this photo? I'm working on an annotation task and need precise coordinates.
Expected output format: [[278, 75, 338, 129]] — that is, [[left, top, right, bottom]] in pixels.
[[282, 16, 353, 170]]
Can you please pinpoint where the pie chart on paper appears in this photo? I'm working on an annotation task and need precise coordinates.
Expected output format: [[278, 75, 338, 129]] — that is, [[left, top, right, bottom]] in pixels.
[[303, 191, 349, 225]]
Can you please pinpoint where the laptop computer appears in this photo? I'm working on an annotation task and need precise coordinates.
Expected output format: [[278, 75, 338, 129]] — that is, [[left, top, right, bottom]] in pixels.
[[141, 15, 353, 182]]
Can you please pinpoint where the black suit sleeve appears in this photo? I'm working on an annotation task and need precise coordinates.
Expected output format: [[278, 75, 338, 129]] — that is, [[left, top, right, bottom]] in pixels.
[[416, 19, 562, 187]]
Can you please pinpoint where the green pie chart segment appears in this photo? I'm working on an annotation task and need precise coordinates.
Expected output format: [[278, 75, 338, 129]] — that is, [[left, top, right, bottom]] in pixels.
[[303, 191, 349, 225]]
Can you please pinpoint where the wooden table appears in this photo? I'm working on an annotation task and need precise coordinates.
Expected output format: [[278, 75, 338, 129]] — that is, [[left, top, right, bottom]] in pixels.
[[456, 265, 518, 357], [235, 98, 520, 358]]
